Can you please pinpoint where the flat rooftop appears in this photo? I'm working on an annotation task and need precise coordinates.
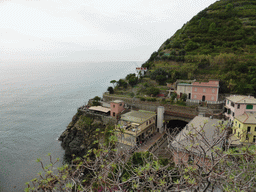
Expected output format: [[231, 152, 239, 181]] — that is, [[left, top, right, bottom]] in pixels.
[[111, 100, 124, 103], [120, 110, 156, 124], [89, 106, 110, 113]]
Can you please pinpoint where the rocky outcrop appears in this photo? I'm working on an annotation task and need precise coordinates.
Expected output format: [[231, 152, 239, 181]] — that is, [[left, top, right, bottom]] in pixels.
[[59, 110, 112, 158]]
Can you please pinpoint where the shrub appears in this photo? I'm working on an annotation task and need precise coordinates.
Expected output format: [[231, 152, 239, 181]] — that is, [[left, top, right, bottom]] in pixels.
[[117, 79, 128, 88], [107, 87, 114, 94], [146, 97, 157, 102], [146, 87, 160, 97], [185, 41, 198, 51]]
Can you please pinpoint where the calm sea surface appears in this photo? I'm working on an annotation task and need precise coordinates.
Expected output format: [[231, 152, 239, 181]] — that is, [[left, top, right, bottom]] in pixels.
[[0, 61, 140, 192]]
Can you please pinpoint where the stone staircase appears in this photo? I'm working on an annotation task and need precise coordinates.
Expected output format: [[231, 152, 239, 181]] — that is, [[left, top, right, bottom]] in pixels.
[[198, 106, 209, 117]]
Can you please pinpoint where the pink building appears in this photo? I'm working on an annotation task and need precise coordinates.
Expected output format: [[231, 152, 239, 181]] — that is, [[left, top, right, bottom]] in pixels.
[[110, 100, 125, 118], [224, 95, 256, 122], [191, 80, 219, 102]]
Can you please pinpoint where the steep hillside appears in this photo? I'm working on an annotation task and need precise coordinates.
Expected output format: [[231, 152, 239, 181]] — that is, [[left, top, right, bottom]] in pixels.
[[142, 0, 256, 95]]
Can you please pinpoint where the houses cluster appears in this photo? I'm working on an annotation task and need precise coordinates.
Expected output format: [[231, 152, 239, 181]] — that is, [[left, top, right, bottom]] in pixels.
[[82, 78, 256, 168], [167, 79, 220, 103]]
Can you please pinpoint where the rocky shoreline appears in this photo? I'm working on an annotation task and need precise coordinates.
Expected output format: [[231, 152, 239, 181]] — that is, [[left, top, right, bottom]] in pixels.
[[58, 110, 112, 159]]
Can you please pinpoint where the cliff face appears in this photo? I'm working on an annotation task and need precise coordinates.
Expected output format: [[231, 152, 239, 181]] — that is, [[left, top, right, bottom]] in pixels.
[[59, 110, 111, 158]]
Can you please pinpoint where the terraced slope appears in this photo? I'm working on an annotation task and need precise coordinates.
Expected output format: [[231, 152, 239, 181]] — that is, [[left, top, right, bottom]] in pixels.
[[142, 0, 256, 95]]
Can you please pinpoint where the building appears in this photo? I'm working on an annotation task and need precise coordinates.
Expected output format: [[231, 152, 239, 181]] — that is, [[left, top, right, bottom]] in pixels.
[[232, 112, 256, 143], [171, 80, 219, 102], [191, 80, 219, 102], [224, 95, 256, 122], [116, 110, 156, 147], [171, 116, 227, 167], [177, 83, 192, 99], [110, 100, 125, 118], [136, 67, 147, 77]]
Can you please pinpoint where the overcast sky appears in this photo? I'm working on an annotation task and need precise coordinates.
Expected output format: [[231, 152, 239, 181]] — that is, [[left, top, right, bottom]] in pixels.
[[0, 0, 217, 63]]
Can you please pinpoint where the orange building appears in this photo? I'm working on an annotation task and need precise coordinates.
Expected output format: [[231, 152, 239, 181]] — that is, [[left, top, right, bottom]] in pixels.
[[110, 100, 125, 118]]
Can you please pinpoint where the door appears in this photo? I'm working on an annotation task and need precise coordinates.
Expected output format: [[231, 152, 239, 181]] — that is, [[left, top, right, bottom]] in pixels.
[[202, 95, 206, 101]]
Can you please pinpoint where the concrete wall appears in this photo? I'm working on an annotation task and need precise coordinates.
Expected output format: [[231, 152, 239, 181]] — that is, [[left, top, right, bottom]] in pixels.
[[103, 94, 198, 119]]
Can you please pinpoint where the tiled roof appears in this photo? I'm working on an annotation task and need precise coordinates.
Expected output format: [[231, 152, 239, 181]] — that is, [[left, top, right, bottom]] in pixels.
[[226, 95, 256, 104], [171, 116, 227, 156], [235, 112, 256, 124]]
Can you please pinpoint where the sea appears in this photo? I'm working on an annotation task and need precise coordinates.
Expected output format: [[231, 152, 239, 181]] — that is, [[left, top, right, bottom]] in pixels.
[[0, 61, 141, 192]]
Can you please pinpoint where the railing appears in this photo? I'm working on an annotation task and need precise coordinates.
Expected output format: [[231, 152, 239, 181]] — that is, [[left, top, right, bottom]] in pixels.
[[148, 133, 167, 153], [187, 99, 224, 104]]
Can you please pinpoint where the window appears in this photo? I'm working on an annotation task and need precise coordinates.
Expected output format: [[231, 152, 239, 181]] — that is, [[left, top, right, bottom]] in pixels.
[[113, 112, 115, 117], [227, 100, 229, 104], [119, 103, 122, 106], [146, 121, 148, 125], [203, 89, 206, 92], [231, 102, 234, 107], [247, 126, 251, 133], [235, 121, 237, 126], [246, 134, 249, 140], [238, 132, 240, 137], [237, 104, 240, 109], [255, 127, 256, 132], [232, 112, 235, 117], [239, 124, 241, 128], [113, 105, 115, 108], [194, 95, 197, 99], [212, 89, 215, 93], [246, 105, 253, 109], [254, 136, 256, 143], [211, 96, 214, 100], [194, 88, 197, 92]]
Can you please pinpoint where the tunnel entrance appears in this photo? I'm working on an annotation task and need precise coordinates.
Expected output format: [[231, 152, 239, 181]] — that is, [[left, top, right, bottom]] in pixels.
[[167, 120, 188, 135]]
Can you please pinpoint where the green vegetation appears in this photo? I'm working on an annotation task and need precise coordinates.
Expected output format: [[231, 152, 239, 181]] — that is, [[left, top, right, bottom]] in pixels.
[[26, 123, 256, 191], [142, 0, 256, 95], [107, 86, 114, 94], [91, 96, 101, 106]]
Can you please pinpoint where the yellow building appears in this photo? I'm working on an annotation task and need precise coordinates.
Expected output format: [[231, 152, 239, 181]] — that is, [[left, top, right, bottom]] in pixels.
[[233, 112, 256, 143], [115, 110, 156, 147]]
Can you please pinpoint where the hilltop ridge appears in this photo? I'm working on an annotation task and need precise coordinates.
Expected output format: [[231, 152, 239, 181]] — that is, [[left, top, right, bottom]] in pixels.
[[141, 0, 256, 95]]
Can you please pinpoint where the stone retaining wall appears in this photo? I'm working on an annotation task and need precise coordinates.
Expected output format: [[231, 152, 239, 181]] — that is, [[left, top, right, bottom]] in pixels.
[[103, 94, 198, 117]]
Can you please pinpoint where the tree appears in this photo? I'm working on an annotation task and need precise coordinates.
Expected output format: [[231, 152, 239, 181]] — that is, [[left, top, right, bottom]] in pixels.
[[156, 75, 167, 85], [107, 86, 114, 94], [110, 80, 117, 88], [199, 17, 209, 32], [185, 41, 199, 51], [92, 96, 101, 106], [146, 87, 160, 97], [208, 22, 217, 34], [117, 79, 128, 89], [180, 93, 187, 101]]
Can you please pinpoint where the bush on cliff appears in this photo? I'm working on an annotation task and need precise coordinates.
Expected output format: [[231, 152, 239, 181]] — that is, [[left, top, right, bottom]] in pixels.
[[107, 86, 114, 94]]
